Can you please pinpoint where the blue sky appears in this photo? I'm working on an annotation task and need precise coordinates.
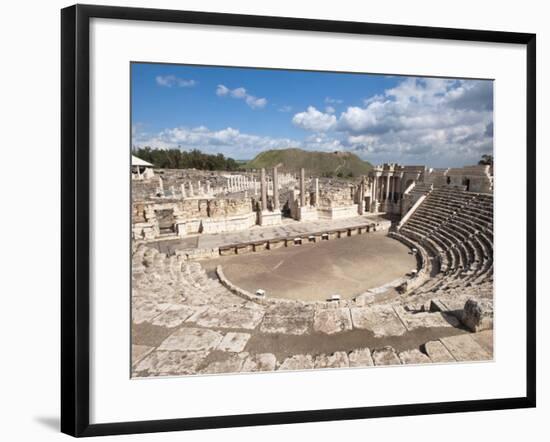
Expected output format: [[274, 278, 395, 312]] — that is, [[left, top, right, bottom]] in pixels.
[[132, 63, 493, 167]]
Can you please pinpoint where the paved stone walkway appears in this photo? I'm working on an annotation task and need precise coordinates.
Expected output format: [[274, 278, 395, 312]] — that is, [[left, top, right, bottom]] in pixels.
[[151, 214, 390, 254]]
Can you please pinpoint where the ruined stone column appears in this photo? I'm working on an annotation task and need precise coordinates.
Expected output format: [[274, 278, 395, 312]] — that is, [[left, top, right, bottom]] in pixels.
[[181, 183, 186, 198], [300, 168, 306, 207], [395, 176, 400, 201], [260, 168, 267, 211], [188, 182, 194, 197], [273, 167, 280, 210], [158, 176, 164, 191], [358, 180, 365, 214], [314, 178, 319, 207], [372, 176, 377, 203], [385, 174, 390, 200]]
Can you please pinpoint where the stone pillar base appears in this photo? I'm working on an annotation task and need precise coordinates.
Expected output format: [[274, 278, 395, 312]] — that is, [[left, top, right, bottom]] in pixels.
[[176, 222, 187, 237], [259, 210, 282, 226], [298, 206, 318, 222]]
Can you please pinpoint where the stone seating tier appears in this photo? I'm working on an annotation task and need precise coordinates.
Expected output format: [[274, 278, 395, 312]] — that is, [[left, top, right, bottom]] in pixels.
[[398, 187, 493, 295]]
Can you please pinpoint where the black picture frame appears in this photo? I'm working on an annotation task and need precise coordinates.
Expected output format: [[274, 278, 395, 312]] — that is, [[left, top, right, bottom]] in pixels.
[[61, 4, 536, 437]]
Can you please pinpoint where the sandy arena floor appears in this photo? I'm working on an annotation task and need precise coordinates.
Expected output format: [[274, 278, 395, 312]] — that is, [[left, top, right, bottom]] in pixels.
[[203, 231, 416, 301]]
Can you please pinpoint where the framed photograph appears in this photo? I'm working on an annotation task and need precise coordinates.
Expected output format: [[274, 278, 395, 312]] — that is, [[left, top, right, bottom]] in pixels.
[[61, 4, 536, 437]]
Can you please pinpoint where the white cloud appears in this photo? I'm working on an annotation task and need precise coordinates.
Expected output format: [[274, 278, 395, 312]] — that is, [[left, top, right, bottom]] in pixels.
[[134, 125, 298, 158], [325, 97, 343, 104], [339, 78, 492, 164], [216, 84, 229, 96], [278, 105, 293, 113], [325, 106, 335, 114], [156, 75, 197, 88], [133, 126, 348, 159], [216, 84, 267, 109], [292, 106, 337, 132]]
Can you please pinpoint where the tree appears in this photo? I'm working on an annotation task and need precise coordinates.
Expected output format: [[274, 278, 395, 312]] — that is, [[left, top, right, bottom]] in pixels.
[[478, 154, 493, 166], [133, 147, 241, 171]]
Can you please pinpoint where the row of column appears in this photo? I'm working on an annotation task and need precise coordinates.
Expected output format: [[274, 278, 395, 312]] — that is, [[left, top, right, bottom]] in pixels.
[[227, 172, 296, 194], [371, 174, 403, 203], [179, 180, 211, 198]]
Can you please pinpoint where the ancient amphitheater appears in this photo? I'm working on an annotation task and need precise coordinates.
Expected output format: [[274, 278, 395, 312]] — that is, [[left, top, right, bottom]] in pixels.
[[131, 159, 494, 377]]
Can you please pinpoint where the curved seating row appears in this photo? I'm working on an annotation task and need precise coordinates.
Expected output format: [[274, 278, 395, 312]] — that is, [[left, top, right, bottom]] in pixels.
[[398, 187, 493, 298]]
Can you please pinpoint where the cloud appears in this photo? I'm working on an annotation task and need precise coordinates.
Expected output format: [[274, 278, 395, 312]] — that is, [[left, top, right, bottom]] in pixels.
[[325, 97, 343, 104], [133, 125, 299, 158], [325, 106, 335, 114], [341, 79, 493, 166], [292, 106, 337, 132], [132, 125, 350, 159], [216, 84, 267, 109], [156, 75, 197, 88], [278, 105, 293, 112]]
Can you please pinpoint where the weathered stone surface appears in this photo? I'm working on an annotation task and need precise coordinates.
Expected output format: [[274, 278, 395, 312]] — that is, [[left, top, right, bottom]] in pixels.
[[314, 351, 349, 369], [350, 306, 406, 337], [398, 349, 431, 365], [348, 348, 374, 367], [461, 299, 493, 332], [151, 305, 204, 328], [393, 306, 460, 331], [313, 308, 352, 334], [158, 327, 223, 352], [133, 350, 208, 376], [259, 312, 312, 335], [201, 353, 248, 374], [424, 340, 456, 363], [470, 330, 494, 355], [132, 344, 154, 366], [241, 353, 277, 372], [132, 299, 172, 324], [353, 292, 376, 307], [217, 332, 251, 352], [188, 306, 264, 330], [440, 334, 492, 362], [372, 347, 401, 366], [278, 354, 314, 371]]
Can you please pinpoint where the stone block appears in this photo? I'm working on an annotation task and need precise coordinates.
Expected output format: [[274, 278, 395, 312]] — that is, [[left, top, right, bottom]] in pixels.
[[348, 348, 374, 367], [278, 354, 314, 371], [398, 349, 431, 365], [158, 327, 223, 352], [132, 344, 154, 367], [259, 313, 312, 335], [201, 353, 249, 374], [423, 340, 455, 363], [439, 334, 492, 362], [393, 306, 460, 331], [470, 330, 494, 355], [132, 299, 172, 325], [242, 353, 277, 372], [217, 332, 251, 352], [372, 346, 402, 366], [189, 306, 264, 330], [461, 299, 493, 332], [133, 350, 209, 377], [150, 305, 204, 328], [314, 352, 350, 369], [350, 306, 406, 337], [313, 308, 353, 334]]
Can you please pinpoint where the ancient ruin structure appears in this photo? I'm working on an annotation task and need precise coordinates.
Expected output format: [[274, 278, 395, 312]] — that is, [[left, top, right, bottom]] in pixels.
[[131, 155, 154, 180], [131, 159, 494, 377]]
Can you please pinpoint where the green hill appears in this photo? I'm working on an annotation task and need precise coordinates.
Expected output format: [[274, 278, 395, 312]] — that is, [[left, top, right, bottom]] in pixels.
[[244, 148, 373, 178]]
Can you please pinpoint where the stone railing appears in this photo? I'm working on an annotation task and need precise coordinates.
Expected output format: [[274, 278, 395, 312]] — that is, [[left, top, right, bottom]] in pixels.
[[397, 194, 427, 230]]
